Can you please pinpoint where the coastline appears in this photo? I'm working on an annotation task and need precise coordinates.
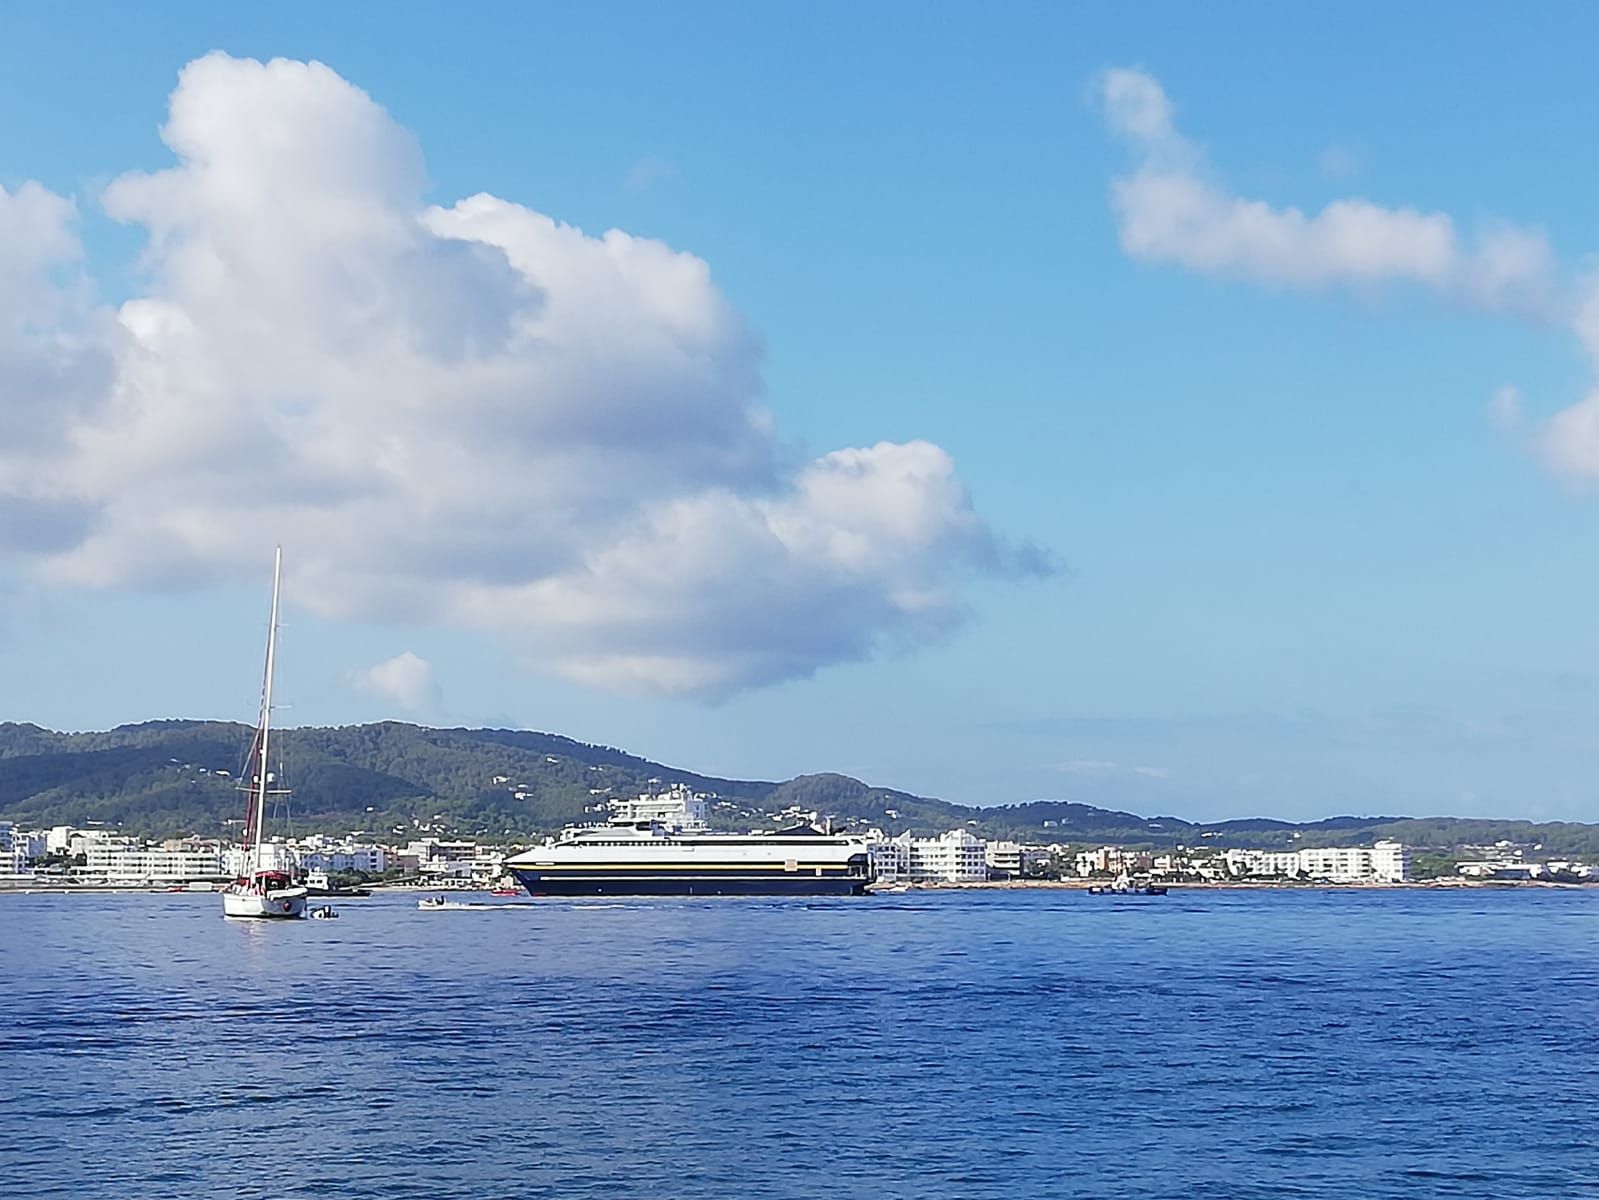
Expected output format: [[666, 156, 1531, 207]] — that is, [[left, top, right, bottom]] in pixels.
[[4, 878, 1593, 896], [881, 877, 1597, 892], [0, 881, 463, 896]]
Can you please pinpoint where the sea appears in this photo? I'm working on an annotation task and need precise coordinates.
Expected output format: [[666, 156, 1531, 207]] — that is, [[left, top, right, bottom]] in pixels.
[[3, 886, 1597, 1199]]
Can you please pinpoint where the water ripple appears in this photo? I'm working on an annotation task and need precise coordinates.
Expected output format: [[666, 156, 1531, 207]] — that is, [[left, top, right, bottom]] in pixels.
[[3, 888, 1599, 1198]]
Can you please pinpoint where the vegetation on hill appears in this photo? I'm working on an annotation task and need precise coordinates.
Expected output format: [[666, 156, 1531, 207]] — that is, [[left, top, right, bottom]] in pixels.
[[3, 719, 1598, 853]]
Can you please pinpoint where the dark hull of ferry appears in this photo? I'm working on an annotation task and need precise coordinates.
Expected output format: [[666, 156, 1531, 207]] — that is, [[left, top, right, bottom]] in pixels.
[[508, 869, 871, 897]]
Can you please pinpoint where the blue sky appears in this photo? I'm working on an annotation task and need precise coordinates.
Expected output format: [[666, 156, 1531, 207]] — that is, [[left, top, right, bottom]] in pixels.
[[5, 3, 1599, 821]]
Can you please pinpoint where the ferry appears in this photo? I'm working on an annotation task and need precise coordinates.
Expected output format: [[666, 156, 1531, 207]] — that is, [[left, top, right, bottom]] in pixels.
[[504, 785, 874, 897]]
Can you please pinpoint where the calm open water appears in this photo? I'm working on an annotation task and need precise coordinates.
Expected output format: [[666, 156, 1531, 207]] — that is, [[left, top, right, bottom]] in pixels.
[[3, 887, 1596, 1199]]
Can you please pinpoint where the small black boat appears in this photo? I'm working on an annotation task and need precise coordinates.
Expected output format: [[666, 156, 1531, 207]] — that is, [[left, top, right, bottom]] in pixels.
[[1087, 875, 1168, 896]]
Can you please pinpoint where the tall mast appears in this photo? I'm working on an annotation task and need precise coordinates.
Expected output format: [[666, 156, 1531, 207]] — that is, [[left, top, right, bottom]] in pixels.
[[252, 547, 282, 877]]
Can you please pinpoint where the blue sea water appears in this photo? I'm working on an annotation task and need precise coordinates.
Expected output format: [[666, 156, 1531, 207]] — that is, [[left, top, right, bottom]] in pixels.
[[3, 887, 1597, 1199]]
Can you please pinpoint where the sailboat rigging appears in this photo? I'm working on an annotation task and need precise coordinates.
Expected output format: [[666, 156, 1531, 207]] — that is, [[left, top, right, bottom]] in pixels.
[[220, 548, 308, 920]]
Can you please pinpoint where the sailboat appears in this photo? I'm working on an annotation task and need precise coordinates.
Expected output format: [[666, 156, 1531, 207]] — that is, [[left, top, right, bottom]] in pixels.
[[220, 548, 309, 920]]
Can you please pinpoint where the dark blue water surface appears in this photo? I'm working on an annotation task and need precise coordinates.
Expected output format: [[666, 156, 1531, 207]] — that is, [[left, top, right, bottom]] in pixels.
[[4, 887, 1597, 1198]]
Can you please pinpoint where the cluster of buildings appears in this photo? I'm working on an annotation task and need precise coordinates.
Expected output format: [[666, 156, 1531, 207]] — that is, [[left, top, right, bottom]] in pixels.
[[1209, 841, 1410, 884], [0, 821, 510, 888], [867, 831, 1050, 884], [1454, 852, 1595, 882], [864, 835, 1412, 884], [1060, 841, 1410, 884], [0, 812, 1436, 890]]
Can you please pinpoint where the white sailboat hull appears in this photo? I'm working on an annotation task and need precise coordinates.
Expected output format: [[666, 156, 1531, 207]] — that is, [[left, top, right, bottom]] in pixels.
[[221, 886, 308, 919], [221, 548, 306, 922]]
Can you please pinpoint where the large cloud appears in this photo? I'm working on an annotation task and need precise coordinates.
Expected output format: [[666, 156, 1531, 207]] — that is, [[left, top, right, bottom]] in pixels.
[[0, 53, 1041, 695]]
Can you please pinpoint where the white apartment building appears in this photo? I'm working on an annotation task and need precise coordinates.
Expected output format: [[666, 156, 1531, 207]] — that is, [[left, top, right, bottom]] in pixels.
[[1458, 858, 1592, 881], [1369, 839, 1409, 883], [1225, 840, 1410, 883], [612, 784, 710, 829], [56, 828, 124, 858], [85, 843, 225, 884], [222, 840, 298, 876], [470, 850, 508, 886], [869, 841, 907, 883], [984, 842, 1057, 878], [406, 838, 479, 866], [873, 829, 989, 883], [296, 839, 388, 874], [1074, 846, 1155, 877], [1224, 848, 1302, 878], [985, 840, 1022, 876], [0, 821, 35, 876], [1296, 840, 1409, 883]]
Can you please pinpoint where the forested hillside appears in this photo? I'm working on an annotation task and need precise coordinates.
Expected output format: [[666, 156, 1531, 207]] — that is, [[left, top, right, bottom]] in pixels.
[[4, 719, 1598, 852]]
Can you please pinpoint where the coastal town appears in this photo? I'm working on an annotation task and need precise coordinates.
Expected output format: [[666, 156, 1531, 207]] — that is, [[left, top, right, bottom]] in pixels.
[[2, 783, 1592, 891]]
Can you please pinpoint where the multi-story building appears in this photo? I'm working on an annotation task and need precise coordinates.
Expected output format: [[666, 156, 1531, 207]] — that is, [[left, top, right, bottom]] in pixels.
[[1068, 841, 1412, 883], [1369, 839, 1410, 883], [868, 830, 988, 883], [612, 784, 711, 828], [1223, 848, 1302, 878], [222, 840, 297, 876], [868, 840, 907, 883], [1223, 840, 1411, 883], [1074, 846, 1154, 877], [1296, 840, 1409, 883], [886, 829, 989, 883], [406, 838, 478, 867], [0, 822, 32, 877], [985, 840, 1023, 877], [85, 842, 225, 884], [295, 836, 388, 875]]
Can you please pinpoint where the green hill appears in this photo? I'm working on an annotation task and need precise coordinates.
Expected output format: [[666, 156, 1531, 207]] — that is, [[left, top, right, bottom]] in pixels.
[[3, 719, 1598, 854], [0, 720, 934, 841]]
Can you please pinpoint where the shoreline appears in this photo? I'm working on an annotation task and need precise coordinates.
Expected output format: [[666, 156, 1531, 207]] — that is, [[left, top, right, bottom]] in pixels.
[[3, 878, 1594, 896], [0, 881, 470, 896], [900, 878, 1594, 891]]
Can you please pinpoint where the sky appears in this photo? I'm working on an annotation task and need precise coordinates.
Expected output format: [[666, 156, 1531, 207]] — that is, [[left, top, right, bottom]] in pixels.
[[5, 2, 1599, 822]]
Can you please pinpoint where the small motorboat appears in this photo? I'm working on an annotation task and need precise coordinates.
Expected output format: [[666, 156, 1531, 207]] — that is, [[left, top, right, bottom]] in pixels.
[[310, 905, 339, 919], [1088, 874, 1169, 897], [418, 896, 480, 910]]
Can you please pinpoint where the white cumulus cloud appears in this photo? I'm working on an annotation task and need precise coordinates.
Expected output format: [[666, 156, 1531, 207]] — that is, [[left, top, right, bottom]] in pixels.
[[0, 53, 1043, 695], [1096, 66, 1599, 490], [1098, 67, 1554, 311], [351, 652, 442, 712]]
